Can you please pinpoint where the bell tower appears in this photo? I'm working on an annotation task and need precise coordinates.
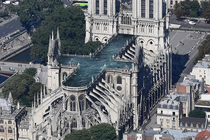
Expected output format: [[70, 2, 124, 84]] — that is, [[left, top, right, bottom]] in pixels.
[[85, 0, 118, 43]]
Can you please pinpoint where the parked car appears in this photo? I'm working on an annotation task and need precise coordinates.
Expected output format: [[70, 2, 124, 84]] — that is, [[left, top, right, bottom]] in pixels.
[[9, 67, 15, 71], [189, 21, 196, 25]]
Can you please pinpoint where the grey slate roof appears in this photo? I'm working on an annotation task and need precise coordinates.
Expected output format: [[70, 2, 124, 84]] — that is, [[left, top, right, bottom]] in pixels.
[[180, 117, 206, 128]]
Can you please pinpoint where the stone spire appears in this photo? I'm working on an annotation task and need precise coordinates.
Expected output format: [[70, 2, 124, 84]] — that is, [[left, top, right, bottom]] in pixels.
[[57, 27, 61, 56], [48, 35, 52, 55], [43, 85, 46, 96], [8, 92, 13, 105], [17, 102, 20, 109], [52, 31, 54, 40], [57, 27, 60, 40], [48, 34, 53, 65]]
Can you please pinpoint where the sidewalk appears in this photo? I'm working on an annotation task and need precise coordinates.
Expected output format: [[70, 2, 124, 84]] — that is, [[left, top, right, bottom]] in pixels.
[[0, 14, 18, 27], [0, 39, 32, 60]]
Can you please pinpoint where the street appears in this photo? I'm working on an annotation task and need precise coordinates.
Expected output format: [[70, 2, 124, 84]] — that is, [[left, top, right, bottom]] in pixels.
[[0, 61, 41, 73], [0, 16, 24, 39], [170, 14, 210, 31]]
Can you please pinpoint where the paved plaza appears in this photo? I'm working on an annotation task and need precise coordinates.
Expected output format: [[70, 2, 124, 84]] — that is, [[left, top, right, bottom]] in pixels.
[[169, 30, 205, 55]]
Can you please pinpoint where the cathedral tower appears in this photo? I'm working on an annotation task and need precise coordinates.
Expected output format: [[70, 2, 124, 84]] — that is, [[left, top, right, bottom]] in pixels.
[[85, 0, 118, 43]]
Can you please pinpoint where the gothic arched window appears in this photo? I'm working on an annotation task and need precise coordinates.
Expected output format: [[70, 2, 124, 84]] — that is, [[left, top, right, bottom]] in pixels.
[[117, 76, 122, 84], [8, 126, 12, 133], [0, 126, 4, 132], [70, 95, 76, 111], [72, 118, 77, 128], [79, 94, 85, 111]]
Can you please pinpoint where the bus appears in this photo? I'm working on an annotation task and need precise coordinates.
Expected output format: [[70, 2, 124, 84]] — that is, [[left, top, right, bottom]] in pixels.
[[72, 1, 88, 7]]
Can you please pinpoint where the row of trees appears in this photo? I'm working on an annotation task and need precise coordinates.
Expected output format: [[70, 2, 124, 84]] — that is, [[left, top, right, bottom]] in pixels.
[[0, 10, 9, 18], [2, 68, 42, 106], [174, 0, 210, 19], [194, 35, 210, 63], [64, 123, 117, 140]]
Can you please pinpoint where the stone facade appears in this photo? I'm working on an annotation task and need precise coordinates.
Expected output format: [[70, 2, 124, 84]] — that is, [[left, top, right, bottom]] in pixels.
[[85, 0, 169, 45], [0, 94, 26, 140], [190, 54, 210, 86], [156, 93, 182, 130], [17, 0, 172, 139]]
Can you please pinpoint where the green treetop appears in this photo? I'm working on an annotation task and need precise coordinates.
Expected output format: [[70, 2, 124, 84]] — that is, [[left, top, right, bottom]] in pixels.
[[64, 123, 117, 140], [188, 109, 206, 118]]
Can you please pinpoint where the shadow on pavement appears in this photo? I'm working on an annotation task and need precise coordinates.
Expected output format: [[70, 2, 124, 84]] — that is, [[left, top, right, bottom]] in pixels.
[[172, 53, 189, 84]]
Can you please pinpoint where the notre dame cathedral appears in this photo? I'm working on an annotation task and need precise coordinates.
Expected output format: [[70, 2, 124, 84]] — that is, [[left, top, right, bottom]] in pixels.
[[16, 0, 172, 140]]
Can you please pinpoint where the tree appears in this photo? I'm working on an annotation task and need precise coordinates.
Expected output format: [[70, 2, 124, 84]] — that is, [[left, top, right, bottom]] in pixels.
[[189, 0, 200, 17], [203, 9, 210, 20], [195, 35, 210, 64], [2, 69, 42, 106], [27, 82, 42, 105], [189, 11, 197, 17], [64, 123, 117, 140], [0, 10, 9, 18], [174, 0, 201, 18], [200, 1, 210, 16], [64, 129, 91, 140], [189, 109, 206, 118], [174, 2, 180, 11], [2, 73, 34, 105], [175, 8, 185, 19], [90, 123, 117, 140], [24, 68, 37, 77]]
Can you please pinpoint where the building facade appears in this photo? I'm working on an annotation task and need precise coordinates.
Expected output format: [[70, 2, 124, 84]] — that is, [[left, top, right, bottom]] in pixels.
[[190, 54, 210, 85], [0, 93, 27, 140], [157, 93, 182, 130]]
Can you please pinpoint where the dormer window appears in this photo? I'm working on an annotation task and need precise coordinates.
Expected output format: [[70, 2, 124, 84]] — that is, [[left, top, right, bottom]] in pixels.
[[191, 123, 193, 127]]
